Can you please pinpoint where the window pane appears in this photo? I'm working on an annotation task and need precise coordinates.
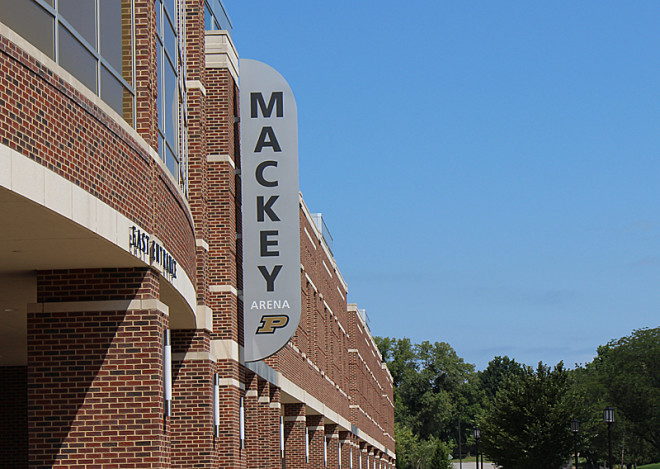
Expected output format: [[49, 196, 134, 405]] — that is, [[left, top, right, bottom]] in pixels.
[[158, 133, 164, 160], [0, 0, 55, 59], [99, 1, 121, 73], [166, 145, 178, 182], [58, 24, 97, 92], [164, 15, 177, 64], [59, 0, 96, 49], [164, 0, 176, 19], [155, 0, 161, 37], [157, 43, 164, 131], [204, 2, 215, 30], [164, 57, 179, 151], [101, 65, 123, 114]]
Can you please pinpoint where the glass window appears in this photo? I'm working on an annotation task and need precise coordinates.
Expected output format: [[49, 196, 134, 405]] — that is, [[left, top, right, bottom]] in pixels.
[[99, 0, 133, 85], [155, 0, 188, 190], [0, 0, 55, 59], [164, 58, 179, 150], [204, 2, 219, 30], [59, 0, 97, 49], [58, 24, 97, 93], [164, 15, 177, 63], [156, 42, 164, 132], [0, 0, 135, 126], [166, 146, 178, 181], [101, 65, 124, 117], [164, 0, 176, 18], [99, 1, 122, 73]]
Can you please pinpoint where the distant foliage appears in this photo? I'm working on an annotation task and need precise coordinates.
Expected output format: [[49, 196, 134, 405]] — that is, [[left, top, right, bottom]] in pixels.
[[375, 337, 478, 468], [480, 362, 578, 469], [377, 328, 660, 469], [574, 327, 660, 466]]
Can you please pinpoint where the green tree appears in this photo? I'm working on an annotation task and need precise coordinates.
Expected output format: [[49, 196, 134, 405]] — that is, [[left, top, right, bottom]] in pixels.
[[375, 337, 479, 442], [393, 424, 452, 469], [578, 327, 660, 465], [481, 362, 578, 469], [479, 355, 524, 401]]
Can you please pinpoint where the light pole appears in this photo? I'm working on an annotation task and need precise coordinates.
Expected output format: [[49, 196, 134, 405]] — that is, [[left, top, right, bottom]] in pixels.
[[458, 413, 462, 469], [604, 407, 615, 469], [571, 419, 580, 469], [474, 427, 480, 469]]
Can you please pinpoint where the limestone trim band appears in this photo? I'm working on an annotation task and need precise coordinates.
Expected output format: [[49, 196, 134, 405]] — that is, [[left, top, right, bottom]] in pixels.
[[207, 153, 236, 168], [0, 143, 197, 320], [186, 79, 207, 96], [28, 299, 169, 315], [172, 351, 215, 363], [196, 239, 210, 252], [209, 284, 239, 296]]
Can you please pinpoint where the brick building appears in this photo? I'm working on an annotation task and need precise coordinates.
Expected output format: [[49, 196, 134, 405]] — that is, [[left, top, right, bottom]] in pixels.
[[0, 1, 394, 468]]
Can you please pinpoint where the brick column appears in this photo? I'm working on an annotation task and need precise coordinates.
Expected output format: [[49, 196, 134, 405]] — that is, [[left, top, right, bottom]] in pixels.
[[339, 431, 351, 469], [250, 379, 280, 469], [170, 329, 215, 469], [266, 385, 283, 469], [245, 372, 259, 467], [360, 443, 368, 469], [325, 423, 339, 469], [204, 26, 244, 469], [29, 268, 169, 468], [283, 403, 306, 469], [215, 377, 244, 468], [307, 414, 324, 468]]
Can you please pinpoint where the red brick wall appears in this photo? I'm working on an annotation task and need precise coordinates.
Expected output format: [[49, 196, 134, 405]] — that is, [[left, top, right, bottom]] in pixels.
[[0, 4, 196, 281], [170, 329, 215, 468], [29, 268, 170, 468]]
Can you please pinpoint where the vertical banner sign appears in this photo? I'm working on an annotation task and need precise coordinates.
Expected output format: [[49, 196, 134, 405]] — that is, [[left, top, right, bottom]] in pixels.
[[240, 59, 301, 362]]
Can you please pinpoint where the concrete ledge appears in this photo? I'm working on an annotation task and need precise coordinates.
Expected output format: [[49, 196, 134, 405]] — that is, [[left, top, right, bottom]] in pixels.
[[28, 299, 169, 315]]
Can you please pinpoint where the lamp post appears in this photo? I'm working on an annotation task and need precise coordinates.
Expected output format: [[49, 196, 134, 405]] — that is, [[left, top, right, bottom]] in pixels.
[[571, 419, 579, 469], [458, 413, 462, 469], [604, 407, 615, 469], [474, 427, 480, 469]]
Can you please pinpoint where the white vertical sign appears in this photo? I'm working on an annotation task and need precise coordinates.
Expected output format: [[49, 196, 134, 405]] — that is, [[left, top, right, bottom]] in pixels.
[[240, 59, 301, 362]]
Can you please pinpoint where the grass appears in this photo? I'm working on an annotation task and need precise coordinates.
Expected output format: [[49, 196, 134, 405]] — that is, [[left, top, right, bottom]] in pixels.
[[638, 464, 660, 469], [453, 456, 492, 463]]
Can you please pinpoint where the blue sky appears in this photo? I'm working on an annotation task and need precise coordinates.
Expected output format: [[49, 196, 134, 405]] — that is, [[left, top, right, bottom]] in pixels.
[[222, 1, 660, 370]]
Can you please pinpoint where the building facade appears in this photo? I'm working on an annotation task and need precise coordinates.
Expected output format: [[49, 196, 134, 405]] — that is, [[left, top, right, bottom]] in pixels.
[[0, 1, 394, 467]]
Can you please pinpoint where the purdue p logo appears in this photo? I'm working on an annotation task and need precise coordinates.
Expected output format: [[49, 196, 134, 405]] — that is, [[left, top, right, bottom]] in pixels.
[[256, 315, 289, 334]]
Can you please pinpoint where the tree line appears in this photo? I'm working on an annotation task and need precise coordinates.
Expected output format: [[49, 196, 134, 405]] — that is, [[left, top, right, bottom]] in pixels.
[[375, 327, 660, 469]]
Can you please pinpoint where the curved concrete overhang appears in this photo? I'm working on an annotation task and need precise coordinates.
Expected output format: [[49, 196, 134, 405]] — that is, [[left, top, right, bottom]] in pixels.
[[0, 143, 199, 365]]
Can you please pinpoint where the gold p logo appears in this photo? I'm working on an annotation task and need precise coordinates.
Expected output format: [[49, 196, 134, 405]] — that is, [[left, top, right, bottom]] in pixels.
[[256, 315, 290, 334]]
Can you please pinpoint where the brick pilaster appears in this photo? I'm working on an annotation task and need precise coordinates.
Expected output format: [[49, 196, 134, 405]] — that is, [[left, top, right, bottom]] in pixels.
[[215, 381, 245, 468], [170, 329, 215, 468], [29, 268, 169, 468], [283, 403, 306, 469], [307, 414, 324, 469], [244, 372, 259, 468], [325, 423, 339, 469], [266, 385, 283, 469], [339, 431, 351, 469]]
